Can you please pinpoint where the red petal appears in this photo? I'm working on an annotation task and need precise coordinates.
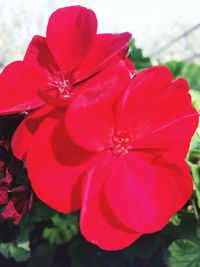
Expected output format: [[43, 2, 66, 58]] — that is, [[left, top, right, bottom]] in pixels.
[[132, 78, 199, 149], [133, 114, 198, 150], [0, 199, 21, 224], [123, 56, 136, 76], [26, 110, 95, 213], [46, 6, 97, 71], [0, 61, 46, 114], [115, 66, 173, 133], [66, 64, 131, 152], [0, 160, 5, 178], [104, 151, 193, 233], [11, 105, 53, 160], [80, 155, 141, 250], [0, 186, 8, 205], [24, 35, 58, 75], [72, 32, 132, 83]]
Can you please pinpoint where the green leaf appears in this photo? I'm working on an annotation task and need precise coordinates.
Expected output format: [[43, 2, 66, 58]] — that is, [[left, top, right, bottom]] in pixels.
[[43, 227, 67, 245], [166, 60, 200, 91], [128, 39, 151, 70], [165, 60, 185, 78], [189, 141, 200, 163], [0, 242, 30, 262], [166, 239, 200, 267], [189, 162, 200, 208], [43, 213, 78, 245], [181, 63, 200, 91], [190, 89, 200, 113], [170, 214, 182, 226], [51, 213, 78, 228], [28, 201, 54, 223]]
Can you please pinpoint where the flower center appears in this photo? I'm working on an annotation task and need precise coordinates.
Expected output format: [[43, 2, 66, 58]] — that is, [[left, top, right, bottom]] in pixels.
[[111, 135, 133, 155], [48, 77, 71, 99], [38, 72, 73, 106]]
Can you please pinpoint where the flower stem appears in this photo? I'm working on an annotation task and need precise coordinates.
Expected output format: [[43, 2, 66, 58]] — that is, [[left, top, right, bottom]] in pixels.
[[191, 198, 200, 222]]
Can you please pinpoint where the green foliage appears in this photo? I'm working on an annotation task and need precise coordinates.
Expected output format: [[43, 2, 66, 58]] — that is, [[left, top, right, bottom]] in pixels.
[[166, 239, 200, 267], [190, 90, 200, 113], [189, 144, 200, 209], [0, 242, 30, 262], [43, 213, 78, 245], [166, 60, 200, 91], [181, 64, 200, 91], [170, 214, 182, 226], [128, 39, 152, 70], [28, 201, 54, 223], [165, 60, 186, 78], [0, 202, 79, 264]]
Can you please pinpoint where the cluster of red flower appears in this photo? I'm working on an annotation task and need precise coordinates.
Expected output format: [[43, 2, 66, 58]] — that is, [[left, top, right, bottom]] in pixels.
[[0, 6, 198, 250]]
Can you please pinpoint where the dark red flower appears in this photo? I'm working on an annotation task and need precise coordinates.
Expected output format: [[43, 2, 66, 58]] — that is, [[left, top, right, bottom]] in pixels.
[[10, 66, 199, 250], [0, 142, 33, 224], [0, 185, 33, 225], [0, 5, 132, 114], [0, 169, 11, 205], [0, 142, 8, 179]]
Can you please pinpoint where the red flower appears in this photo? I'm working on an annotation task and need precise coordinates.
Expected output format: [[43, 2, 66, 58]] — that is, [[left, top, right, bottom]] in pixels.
[[0, 5, 131, 115], [10, 66, 199, 250], [64, 66, 199, 250]]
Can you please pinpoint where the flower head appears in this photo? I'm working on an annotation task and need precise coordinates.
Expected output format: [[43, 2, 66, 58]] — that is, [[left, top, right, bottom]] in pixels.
[[0, 5, 132, 114]]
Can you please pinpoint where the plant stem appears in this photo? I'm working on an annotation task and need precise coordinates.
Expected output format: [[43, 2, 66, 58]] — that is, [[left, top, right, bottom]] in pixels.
[[191, 198, 200, 222]]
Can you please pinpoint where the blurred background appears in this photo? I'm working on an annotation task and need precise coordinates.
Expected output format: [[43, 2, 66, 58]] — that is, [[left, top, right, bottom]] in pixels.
[[0, 0, 200, 68]]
